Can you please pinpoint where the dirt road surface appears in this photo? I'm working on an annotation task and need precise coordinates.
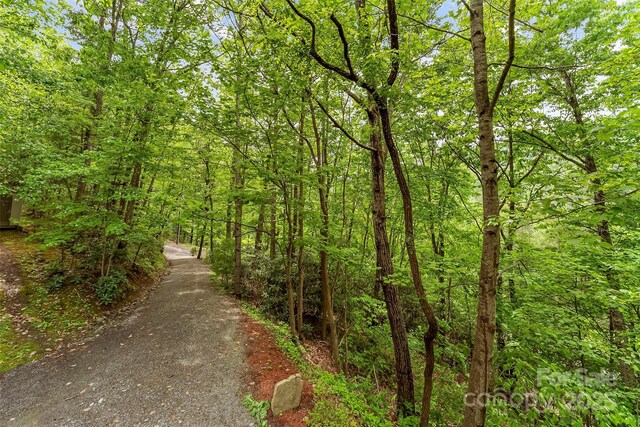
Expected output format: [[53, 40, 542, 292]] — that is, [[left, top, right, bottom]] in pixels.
[[0, 243, 254, 426]]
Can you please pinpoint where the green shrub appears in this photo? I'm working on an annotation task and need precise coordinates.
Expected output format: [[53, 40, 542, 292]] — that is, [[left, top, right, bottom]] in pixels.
[[45, 260, 66, 291], [46, 274, 65, 292], [308, 398, 358, 427], [94, 268, 128, 305]]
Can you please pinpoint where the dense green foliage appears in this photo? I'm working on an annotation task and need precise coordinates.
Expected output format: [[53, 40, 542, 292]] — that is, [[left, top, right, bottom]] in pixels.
[[1, 0, 639, 425]]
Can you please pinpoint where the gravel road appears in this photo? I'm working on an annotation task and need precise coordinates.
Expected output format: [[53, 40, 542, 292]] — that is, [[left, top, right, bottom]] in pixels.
[[0, 243, 254, 426]]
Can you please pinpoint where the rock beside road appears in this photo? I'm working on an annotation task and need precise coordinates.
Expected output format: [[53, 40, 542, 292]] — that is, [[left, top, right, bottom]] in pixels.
[[271, 374, 304, 415]]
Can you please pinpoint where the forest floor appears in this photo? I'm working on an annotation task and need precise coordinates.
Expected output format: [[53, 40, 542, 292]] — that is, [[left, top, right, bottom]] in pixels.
[[0, 243, 255, 425]]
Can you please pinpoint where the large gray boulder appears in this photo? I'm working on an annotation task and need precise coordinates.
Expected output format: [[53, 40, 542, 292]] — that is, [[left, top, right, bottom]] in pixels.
[[270, 374, 303, 415]]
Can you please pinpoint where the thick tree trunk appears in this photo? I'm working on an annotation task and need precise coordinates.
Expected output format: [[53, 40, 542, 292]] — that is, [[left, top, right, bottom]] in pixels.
[[463, 1, 502, 426]]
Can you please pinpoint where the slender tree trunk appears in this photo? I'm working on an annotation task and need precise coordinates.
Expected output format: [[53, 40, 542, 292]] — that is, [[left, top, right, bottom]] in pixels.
[[204, 159, 215, 260], [308, 97, 340, 366], [560, 70, 635, 387], [377, 103, 438, 426], [255, 203, 265, 251], [76, 1, 119, 201], [197, 227, 205, 260], [295, 111, 306, 339], [284, 187, 297, 335], [269, 191, 277, 260], [232, 159, 243, 297], [225, 194, 233, 241], [368, 108, 415, 416], [123, 162, 143, 225], [296, 179, 305, 338]]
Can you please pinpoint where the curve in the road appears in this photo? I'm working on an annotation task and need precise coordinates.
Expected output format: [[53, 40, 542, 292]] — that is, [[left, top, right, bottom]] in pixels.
[[0, 243, 253, 426]]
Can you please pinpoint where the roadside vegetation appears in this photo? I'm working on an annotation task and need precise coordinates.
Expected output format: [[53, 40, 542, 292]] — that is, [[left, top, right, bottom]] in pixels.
[[0, 231, 162, 374], [2, 0, 639, 425]]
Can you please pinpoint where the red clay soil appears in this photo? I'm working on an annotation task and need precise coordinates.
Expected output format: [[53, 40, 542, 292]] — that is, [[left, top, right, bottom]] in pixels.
[[242, 315, 314, 427]]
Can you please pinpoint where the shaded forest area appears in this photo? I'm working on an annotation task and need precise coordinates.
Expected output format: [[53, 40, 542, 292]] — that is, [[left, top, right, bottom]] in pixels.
[[1, 0, 639, 425]]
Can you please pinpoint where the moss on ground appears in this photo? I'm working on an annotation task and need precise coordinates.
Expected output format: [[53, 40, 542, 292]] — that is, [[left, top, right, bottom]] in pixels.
[[0, 299, 40, 374], [0, 232, 99, 374]]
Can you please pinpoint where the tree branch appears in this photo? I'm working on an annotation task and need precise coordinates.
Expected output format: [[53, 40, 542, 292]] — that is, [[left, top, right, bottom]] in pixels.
[[398, 12, 470, 42], [515, 151, 544, 187], [386, 0, 400, 86], [330, 13, 356, 77], [489, 0, 515, 113], [521, 130, 586, 170], [486, 0, 542, 33], [284, 0, 358, 83], [309, 92, 376, 152]]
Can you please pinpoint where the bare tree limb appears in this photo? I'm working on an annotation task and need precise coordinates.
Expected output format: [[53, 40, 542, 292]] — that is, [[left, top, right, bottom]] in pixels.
[[515, 151, 544, 187], [521, 130, 586, 170]]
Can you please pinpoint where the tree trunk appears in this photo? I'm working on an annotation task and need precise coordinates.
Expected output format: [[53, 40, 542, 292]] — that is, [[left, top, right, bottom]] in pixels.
[[296, 179, 305, 339], [284, 187, 297, 335], [269, 191, 277, 260], [232, 140, 244, 297], [562, 70, 635, 388], [463, 1, 503, 426], [255, 203, 265, 251], [225, 195, 232, 241], [378, 103, 438, 426], [295, 111, 306, 339], [307, 96, 340, 366], [368, 108, 415, 416], [197, 226, 205, 260], [232, 161, 243, 297]]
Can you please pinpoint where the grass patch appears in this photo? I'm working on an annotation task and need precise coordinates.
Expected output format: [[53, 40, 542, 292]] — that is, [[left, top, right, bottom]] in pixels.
[[21, 282, 98, 336], [0, 232, 98, 373], [0, 300, 40, 374]]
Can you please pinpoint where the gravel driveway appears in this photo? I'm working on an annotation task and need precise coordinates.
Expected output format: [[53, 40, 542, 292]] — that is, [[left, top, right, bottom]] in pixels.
[[0, 243, 254, 426]]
